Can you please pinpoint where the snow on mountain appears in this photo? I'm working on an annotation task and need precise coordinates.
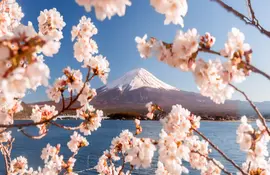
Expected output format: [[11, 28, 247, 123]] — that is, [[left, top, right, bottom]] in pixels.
[[103, 68, 179, 91]]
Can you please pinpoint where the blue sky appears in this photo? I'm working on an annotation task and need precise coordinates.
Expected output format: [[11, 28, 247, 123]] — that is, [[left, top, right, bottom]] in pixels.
[[20, 0, 270, 103]]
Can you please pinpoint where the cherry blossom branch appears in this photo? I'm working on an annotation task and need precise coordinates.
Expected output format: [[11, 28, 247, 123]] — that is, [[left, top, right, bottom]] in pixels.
[[118, 153, 126, 175], [61, 92, 65, 110], [19, 128, 47, 139], [0, 144, 9, 174], [0, 68, 94, 129], [192, 128, 247, 174], [198, 47, 270, 82], [229, 83, 270, 135], [192, 151, 232, 175], [50, 121, 80, 130], [210, 0, 270, 38], [246, 0, 256, 21]]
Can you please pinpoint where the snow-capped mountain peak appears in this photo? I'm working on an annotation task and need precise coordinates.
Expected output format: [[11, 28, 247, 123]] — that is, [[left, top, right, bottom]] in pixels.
[[103, 68, 179, 91]]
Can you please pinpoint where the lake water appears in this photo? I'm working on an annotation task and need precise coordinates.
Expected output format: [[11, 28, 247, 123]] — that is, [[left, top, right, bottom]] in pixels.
[[0, 120, 264, 174]]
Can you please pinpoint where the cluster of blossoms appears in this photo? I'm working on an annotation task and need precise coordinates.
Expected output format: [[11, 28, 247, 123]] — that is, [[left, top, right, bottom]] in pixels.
[[136, 28, 252, 104], [75, 0, 131, 21], [30, 105, 58, 134], [38, 8, 66, 57], [0, 94, 22, 126], [0, 0, 24, 37], [75, 0, 188, 27], [236, 116, 270, 174], [67, 131, 89, 153], [0, 4, 65, 140], [96, 129, 157, 174], [47, 67, 84, 103], [76, 104, 103, 135], [150, 0, 188, 26], [0, 7, 65, 102], [145, 101, 163, 119], [156, 104, 223, 175], [72, 16, 110, 84], [9, 133, 88, 174]]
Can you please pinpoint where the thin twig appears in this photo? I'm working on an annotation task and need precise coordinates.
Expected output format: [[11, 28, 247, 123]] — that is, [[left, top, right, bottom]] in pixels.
[[0, 144, 9, 174], [211, 0, 270, 38], [192, 151, 232, 175], [192, 128, 247, 175], [19, 129, 47, 139], [246, 0, 256, 21], [50, 121, 80, 130], [61, 92, 65, 110], [229, 83, 270, 135]]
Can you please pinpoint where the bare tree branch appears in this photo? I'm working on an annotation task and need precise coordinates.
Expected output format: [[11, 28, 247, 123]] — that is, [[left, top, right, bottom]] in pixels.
[[229, 83, 270, 135], [192, 128, 247, 175], [19, 128, 47, 139], [50, 121, 80, 130], [211, 0, 270, 38], [192, 151, 232, 175]]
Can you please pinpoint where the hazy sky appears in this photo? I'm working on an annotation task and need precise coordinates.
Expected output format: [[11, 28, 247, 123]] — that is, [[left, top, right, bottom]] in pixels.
[[20, 0, 270, 103]]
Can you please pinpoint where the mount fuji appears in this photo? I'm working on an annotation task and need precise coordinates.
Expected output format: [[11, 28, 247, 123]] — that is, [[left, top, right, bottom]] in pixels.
[[90, 68, 238, 119], [101, 68, 179, 92]]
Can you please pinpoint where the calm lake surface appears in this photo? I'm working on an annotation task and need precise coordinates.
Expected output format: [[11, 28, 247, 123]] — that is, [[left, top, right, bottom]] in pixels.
[[0, 120, 267, 174]]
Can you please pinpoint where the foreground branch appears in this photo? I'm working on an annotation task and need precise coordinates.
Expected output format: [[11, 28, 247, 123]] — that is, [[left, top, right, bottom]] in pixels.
[[50, 121, 80, 131], [19, 128, 47, 139], [229, 83, 270, 136], [192, 151, 232, 175], [199, 47, 270, 82], [192, 128, 246, 174], [0, 69, 94, 129], [211, 0, 270, 38]]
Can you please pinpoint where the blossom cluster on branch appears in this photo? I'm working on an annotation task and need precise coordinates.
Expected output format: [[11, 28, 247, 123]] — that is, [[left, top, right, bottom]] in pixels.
[[135, 28, 252, 104]]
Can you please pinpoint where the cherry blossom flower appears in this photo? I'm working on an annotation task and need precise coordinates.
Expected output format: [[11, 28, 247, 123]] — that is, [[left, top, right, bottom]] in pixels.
[[76, 104, 103, 135], [83, 55, 110, 84], [67, 131, 89, 153], [38, 8, 65, 57], [10, 156, 28, 174], [41, 144, 61, 163], [110, 130, 134, 161], [0, 0, 24, 37], [200, 32, 216, 49], [158, 130, 189, 175], [46, 76, 66, 103], [135, 34, 153, 58], [172, 29, 199, 60], [77, 84, 97, 106], [30, 105, 58, 134], [161, 104, 193, 134], [125, 138, 156, 169], [0, 131, 12, 143], [221, 28, 251, 60], [150, 0, 188, 26], [63, 67, 83, 92], [75, 0, 132, 21], [71, 16, 97, 42], [72, 16, 98, 62], [193, 59, 234, 104]]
